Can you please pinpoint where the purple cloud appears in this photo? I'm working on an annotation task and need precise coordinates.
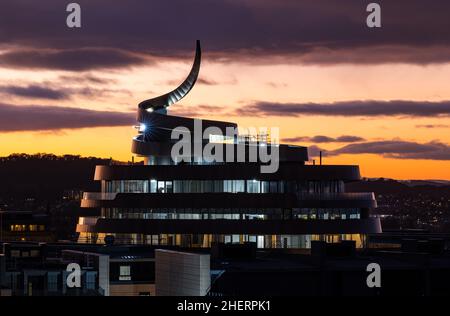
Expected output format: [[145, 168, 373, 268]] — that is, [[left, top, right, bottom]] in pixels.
[[309, 140, 450, 161], [0, 103, 134, 132], [238, 100, 450, 118], [0, 0, 449, 70], [284, 135, 365, 143], [0, 85, 68, 100]]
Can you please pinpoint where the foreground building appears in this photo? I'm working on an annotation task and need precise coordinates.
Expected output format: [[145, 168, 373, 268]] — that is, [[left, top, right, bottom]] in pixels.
[[77, 41, 380, 248], [0, 211, 54, 243], [0, 242, 155, 296], [2, 236, 450, 296]]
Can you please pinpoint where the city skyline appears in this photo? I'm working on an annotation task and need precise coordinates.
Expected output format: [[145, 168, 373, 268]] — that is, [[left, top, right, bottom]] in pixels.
[[0, 0, 449, 180]]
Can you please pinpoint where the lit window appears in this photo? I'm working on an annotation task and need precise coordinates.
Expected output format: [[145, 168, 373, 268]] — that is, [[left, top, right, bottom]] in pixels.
[[157, 181, 165, 193], [119, 265, 131, 281], [150, 179, 157, 193]]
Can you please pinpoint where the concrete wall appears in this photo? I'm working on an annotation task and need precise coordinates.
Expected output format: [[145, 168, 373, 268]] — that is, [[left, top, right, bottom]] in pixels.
[[110, 283, 155, 296], [155, 249, 210, 296]]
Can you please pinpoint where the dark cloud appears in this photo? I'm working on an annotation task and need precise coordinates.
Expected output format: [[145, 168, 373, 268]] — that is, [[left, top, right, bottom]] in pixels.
[[0, 84, 68, 100], [0, 103, 134, 132], [58, 74, 117, 85], [167, 77, 230, 87], [416, 124, 449, 129], [336, 135, 366, 142], [166, 78, 219, 86], [0, 83, 132, 101], [0, 48, 148, 71], [334, 140, 450, 160], [309, 140, 450, 161], [0, 0, 450, 69], [197, 78, 219, 85], [283, 135, 365, 143], [237, 100, 450, 118], [307, 145, 325, 159]]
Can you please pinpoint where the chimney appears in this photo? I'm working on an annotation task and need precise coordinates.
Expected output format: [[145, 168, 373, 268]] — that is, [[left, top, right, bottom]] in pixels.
[[319, 151, 322, 165], [312, 159, 316, 165]]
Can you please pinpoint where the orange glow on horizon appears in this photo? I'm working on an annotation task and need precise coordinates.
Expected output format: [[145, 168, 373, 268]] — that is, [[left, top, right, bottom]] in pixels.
[[0, 61, 449, 180]]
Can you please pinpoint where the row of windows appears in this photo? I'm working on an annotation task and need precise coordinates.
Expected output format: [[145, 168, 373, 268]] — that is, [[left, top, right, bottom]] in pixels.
[[78, 233, 366, 249], [103, 180, 344, 194], [10, 224, 46, 232], [102, 208, 360, 220]]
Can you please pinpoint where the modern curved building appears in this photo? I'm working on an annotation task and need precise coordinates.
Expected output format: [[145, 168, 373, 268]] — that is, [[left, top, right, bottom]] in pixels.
[[77, 41, 381, 248]]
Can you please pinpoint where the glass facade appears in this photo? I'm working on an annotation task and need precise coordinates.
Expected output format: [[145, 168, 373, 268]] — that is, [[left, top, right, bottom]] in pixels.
[[103, 179, 345, 194], [101, 207, 360, 220], [77, 232, 366, 249], [79, 177, 369, 249]]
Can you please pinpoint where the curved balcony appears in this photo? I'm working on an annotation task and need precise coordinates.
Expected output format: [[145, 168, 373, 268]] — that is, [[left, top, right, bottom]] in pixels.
[[93, 164, 361, 181], [76, 217, 382, 235], [81, 192, 377, 209]]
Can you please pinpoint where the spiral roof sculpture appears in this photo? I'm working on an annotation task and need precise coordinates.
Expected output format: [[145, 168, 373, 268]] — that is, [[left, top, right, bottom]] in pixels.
[[138, 40, 201, 113]]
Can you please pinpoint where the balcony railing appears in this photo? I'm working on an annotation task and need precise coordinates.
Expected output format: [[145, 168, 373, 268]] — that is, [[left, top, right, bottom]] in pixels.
[[82, 191, 375, 202]]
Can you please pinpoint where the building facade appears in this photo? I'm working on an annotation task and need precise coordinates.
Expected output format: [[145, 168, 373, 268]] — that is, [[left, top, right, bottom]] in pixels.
[[77, 41, 380, 248]]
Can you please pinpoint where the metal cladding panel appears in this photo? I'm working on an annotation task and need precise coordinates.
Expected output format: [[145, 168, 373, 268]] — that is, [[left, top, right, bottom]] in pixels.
[[94, 164, 360, 181], [155, 250, 210, 296]]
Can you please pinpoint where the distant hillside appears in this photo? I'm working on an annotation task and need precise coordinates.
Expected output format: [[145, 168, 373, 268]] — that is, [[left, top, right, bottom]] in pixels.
[[0, 153, 117, 198], [346, 178, 450, 195], [346, 179, 410, 194], [0, 154, 448, 199], [399, 179, 450, 187]]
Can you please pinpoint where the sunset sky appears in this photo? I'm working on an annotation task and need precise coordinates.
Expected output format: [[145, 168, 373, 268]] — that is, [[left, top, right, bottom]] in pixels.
[[0, 0, 449, 179]]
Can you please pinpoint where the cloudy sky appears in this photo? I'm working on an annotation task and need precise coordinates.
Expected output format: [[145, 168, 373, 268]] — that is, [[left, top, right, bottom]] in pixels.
[[0, 0, 449, 179]]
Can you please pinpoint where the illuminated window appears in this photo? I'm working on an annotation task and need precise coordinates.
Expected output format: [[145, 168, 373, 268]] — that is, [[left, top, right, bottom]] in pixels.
[[150, 179, 157, 193], [246, 180, 261, 193], [10, 224, 27, 232], [157, 181, 165, 193], [119, 265, 131, 281]]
